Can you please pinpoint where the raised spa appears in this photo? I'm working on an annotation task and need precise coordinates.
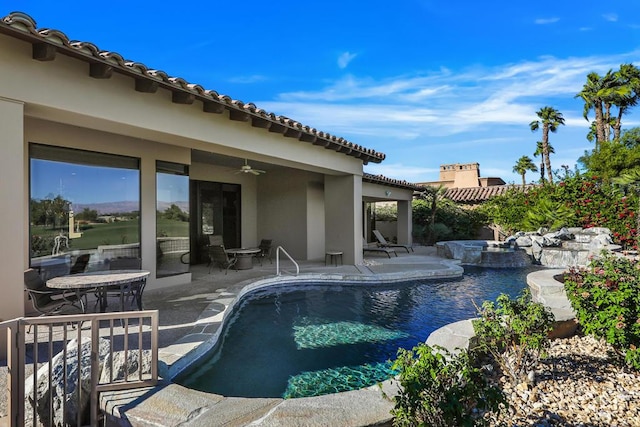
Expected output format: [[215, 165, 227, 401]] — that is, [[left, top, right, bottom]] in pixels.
[[176, 266, 540, 398]]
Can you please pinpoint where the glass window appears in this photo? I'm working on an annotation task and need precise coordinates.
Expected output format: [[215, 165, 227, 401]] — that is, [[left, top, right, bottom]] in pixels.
[[156, 161, 190, 278], [29, 143, 140, 278]]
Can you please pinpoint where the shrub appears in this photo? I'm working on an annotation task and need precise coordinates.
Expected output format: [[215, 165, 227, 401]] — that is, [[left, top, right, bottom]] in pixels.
[[388, 344, 504, 427], [563, 253, 640, 369], [472, 290, 555, 385]]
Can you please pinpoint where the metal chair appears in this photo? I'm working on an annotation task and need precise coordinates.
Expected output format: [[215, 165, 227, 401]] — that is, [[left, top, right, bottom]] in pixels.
[[99, 257, 146, 311], [24, 268, 85, 316], [208, 244, 237, 274], [254, 239, 273, 266]]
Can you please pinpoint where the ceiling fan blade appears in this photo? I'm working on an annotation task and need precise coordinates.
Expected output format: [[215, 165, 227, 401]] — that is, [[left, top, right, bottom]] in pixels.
[[250, 169, 261, 175]]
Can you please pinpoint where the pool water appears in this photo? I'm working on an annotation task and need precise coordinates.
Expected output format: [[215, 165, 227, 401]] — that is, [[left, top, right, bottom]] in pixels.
[[177, 266, 541, 398]]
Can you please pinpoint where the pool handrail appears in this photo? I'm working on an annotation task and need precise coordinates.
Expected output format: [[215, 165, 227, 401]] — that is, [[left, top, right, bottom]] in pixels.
[[276, 246, 299, 276]]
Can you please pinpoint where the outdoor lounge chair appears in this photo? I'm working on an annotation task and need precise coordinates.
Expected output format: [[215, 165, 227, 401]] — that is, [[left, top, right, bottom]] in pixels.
[[24, 268, 85, 316], [254, 239, 273, 265], [373, 230, 413, 253], [208, 244, 238, 274], [362, 238, 397, 258]]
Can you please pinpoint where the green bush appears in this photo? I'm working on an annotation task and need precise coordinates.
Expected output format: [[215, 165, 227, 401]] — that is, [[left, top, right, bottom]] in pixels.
[[388, 344, 504, 427], [564, 253, 640, 369], [472, 290, 555, 385], [413, 199, 489, 244]]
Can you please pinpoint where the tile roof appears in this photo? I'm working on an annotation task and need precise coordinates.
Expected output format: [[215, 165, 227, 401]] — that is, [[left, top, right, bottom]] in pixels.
[[363, 173, 424, 191], [439, 184, 535, 203], [0, 12, 385, 165]]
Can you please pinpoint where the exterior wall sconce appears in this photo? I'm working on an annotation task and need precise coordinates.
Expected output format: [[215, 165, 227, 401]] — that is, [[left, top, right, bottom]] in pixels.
[[385, 190, 391, 196]]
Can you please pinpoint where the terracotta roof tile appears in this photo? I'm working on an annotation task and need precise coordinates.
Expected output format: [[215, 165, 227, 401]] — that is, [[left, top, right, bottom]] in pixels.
[[0, 12, 386, 164], [363, 173, 423, 191], [439, 184, 535, 203]]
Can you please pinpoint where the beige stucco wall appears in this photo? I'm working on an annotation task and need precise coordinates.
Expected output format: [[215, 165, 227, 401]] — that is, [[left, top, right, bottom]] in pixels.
[[325, 175, 363, 265], [257, 170, 314, 259], [307, 180, 326, 260], [0, 97, 26, 320]]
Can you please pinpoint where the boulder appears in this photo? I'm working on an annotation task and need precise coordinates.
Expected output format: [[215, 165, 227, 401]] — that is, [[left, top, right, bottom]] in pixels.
[[514, 235, 533, 247], [25, 337, 111, 427], [544, 227, 575, 241], [100, 349, 153, 383]]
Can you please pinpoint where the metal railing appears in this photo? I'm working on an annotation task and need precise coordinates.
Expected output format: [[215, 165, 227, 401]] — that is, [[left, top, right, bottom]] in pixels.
[[275, 246, 299, 276], [3, 310, 158, 426]]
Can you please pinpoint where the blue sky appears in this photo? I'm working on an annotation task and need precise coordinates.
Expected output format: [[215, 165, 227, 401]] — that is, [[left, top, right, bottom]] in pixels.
[[7, 1, 640, 184]]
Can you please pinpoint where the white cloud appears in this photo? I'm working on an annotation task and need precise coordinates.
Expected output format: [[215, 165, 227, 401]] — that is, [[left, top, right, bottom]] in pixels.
[[603, 13, 618, 22], [255, 50, 640, 182], [337, 51, 357, 69], [534, 17, 560, 25]]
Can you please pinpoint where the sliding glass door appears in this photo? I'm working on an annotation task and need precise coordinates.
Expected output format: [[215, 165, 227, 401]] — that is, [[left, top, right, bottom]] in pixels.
[[189, 181, 241, 264]]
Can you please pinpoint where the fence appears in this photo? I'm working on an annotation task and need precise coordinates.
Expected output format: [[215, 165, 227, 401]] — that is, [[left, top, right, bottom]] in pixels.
[[3, 310, 158, 426]]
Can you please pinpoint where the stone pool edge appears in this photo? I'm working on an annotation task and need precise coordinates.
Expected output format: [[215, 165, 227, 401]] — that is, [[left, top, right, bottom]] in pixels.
[[102, 262, 463, 426]]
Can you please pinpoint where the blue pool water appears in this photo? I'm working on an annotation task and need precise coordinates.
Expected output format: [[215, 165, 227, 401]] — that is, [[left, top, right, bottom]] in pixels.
[[177, 266, 540, 398]]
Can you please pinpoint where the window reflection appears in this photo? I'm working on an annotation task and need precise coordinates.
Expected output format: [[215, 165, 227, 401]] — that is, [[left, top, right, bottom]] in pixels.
[[156, 161, 190, 278], [29, 144, 140, 279]]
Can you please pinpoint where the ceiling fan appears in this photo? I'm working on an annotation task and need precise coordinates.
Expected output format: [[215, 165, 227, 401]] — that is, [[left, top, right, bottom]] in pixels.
[[234, 159, 266, 175]]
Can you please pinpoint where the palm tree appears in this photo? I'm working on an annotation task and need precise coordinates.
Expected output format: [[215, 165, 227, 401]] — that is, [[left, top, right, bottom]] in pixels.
[[576, 71, 616, 146], [530, 107, 564, 184], [513, 156, 538, 188], [612, 64, 640, 140], [576, 65, 640, 146], [533, 141, 554, 183]]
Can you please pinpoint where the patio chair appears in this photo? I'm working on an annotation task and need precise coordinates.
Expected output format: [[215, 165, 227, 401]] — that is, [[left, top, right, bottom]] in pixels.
[[254, 239, 273, 266], [24, 268, 86, 316], [69, 253, 91, 274], [208, 244, 238, 274], [372, 230, 413, 253], [363, 238, 397, 258], [99, 257, 146, 311]]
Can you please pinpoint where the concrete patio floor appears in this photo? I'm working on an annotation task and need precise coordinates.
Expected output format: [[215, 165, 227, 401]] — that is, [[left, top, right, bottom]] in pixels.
[[99, 245, 465, 426]]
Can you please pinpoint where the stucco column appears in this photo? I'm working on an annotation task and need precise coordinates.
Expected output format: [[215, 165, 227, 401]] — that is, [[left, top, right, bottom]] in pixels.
[[397, 200, 412, 245], [140, 156, 156, 279], [325, 175, 362, 265], [0, 98, 25, 320]]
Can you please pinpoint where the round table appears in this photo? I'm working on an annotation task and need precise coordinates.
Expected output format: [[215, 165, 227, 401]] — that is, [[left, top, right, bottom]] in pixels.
[[225, 248, 261, 270], [47, 270, 150, 312]]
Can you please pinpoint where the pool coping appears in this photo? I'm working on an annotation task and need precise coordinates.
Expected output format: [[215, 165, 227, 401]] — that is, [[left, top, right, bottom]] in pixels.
[[102, 261, 464, 426]]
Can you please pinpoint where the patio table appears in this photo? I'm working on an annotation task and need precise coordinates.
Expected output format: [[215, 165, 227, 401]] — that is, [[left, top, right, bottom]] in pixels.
[[47, 270, 150, 312], [225, 248, 261, 270]]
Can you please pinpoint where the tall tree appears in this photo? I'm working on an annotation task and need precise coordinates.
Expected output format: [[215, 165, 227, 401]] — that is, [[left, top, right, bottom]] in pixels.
[[513, 156, 538, 188], [612, 64, 640, 140], [533, 141, 554, 183], [576, 64, 640, 146], [530, 106, 564, 183], [576, 71, 617, 146]]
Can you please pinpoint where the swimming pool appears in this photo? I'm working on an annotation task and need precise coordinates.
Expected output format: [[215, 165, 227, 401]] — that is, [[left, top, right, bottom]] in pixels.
[[177, 266, 541, 398]]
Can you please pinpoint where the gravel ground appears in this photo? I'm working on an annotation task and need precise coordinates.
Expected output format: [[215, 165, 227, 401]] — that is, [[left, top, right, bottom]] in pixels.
[[488, 334, 640, 426]]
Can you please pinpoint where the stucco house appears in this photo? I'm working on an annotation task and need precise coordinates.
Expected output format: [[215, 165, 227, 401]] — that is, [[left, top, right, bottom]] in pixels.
[[0, 12, 420, 320]]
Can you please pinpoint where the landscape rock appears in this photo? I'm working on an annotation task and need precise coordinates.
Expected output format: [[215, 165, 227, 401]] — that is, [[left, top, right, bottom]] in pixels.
[[25, 337, 110, 427], [100, 349, 153, 383]]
